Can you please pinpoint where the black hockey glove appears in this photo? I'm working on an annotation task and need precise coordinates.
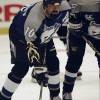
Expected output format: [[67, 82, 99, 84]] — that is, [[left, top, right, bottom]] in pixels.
[[33, 67, 48, 87]]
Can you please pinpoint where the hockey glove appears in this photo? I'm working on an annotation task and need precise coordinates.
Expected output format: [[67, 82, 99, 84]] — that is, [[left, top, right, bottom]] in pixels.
[[33, 67, 48, 87], [27, 42, 40, 64]]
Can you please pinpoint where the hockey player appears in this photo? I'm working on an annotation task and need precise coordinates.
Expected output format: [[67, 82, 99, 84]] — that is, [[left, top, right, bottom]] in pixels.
[[0, 0, 71, 100], [62, 0, 100, 100]]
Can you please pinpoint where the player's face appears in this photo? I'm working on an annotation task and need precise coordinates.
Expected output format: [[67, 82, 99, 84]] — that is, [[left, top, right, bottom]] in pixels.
[[44, 3, 61, 17]]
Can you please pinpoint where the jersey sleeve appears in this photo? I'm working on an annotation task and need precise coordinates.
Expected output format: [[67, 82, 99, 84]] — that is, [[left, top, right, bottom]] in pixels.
[[57, 26, 67, 44]]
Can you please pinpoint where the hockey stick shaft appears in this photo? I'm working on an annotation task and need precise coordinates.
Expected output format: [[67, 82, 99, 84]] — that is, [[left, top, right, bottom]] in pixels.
[[39, 48, 47, 100], [39, 82, 43, 100]]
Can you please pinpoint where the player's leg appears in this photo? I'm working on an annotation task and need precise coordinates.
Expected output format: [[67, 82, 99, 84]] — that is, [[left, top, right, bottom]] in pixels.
[[0, 37, 30, 100], [46, 40, 61, 100], [57, 26, 83, 80], [63, 34, 86, 100]]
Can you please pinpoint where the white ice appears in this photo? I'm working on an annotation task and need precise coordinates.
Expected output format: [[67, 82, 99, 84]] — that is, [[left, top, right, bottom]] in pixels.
[[0, 35, 100, 100]]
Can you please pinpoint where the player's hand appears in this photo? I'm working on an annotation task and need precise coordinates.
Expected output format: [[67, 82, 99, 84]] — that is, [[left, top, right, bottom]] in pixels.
[[27, 42, 40, 64], [33, 67, 48, 87]]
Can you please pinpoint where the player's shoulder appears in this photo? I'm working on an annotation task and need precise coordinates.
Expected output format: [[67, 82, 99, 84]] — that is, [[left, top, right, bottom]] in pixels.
[[29, 1, 44, 16], [20, 1, 43, 14], [31, 1, 43, 10]]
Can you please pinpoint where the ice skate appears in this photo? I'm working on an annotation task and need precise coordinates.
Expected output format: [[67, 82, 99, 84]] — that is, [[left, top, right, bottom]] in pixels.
[[63, 93, 72, 100], [50, 96, 61, 100]]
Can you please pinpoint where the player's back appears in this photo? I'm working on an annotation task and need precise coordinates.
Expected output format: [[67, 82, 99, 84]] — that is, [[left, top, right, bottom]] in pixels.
[[9, 1, 45, 42]]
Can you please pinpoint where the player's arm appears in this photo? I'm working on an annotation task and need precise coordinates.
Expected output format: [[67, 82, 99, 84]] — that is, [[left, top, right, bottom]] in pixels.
[[57, 26, 67, 44]]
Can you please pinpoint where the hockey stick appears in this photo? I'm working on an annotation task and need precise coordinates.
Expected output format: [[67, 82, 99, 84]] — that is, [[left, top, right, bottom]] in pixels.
[[39, 48, 47, 100], [39, 82, 43, 100]]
